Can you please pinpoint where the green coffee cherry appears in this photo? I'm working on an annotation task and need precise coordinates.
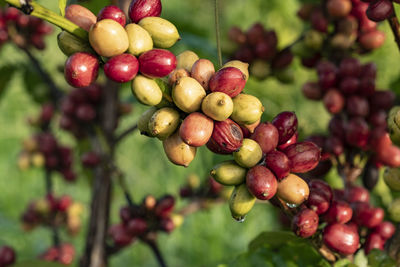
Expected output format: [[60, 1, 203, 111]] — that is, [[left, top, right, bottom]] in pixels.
[[176, 51, 199, 72], [210, 160, 247, 186], [137, 107, 158, 136], [384, 167, 400, 191], [125, 23, 153, 56], [229, 184, 256, 221], [231, 94, 264, 125], [132, 75, 163, 106], [57, 31, 92, 56], [233, 139, 263, 168], [139, 17, 180, 48], [148, 107, 180, 140]]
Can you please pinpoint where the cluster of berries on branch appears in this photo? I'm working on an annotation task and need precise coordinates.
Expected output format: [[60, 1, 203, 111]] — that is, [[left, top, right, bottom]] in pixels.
[[0, 6, 52, 50], [228, 23, 294, 82]]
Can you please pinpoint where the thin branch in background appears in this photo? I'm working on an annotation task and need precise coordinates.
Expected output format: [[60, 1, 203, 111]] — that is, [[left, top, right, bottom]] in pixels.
[[143, 238, 167, 267], [388, 6, 400, 52], [22, 48, 64, 104], [214, 0, 222, 68], [114, 123, 138, 145]]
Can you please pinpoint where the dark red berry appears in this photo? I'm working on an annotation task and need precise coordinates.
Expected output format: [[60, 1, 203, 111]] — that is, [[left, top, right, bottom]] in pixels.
[[250, 122, 279, 154], [97, 6, 126, 26], [64, 52, 99, 88], [323, 223, 359, 255], [246, 165, 278, 200], [264, 150, 290, 180], [104, 54, 139, 83], [128, 0, 162, 23], [138, 49, 176, 78], [272, 111, 298, 145], [292, 208, 319, 238]]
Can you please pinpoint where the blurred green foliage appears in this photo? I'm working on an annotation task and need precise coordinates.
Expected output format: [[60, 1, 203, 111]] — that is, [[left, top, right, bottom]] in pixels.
[[0, 0, 399, 266]]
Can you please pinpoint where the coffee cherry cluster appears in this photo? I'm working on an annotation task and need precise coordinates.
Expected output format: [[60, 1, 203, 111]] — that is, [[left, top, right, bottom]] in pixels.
[[18, 132, 76, 182], [109, 195, 181, 248], [21, 194, 83, 236], [302, 57, 399, 188], [228, 23, 294, 81], [179, 173, 224, 199], [60, 84, 102, 137], [209, 111, 322, 221], [62, 0, 179, 88], [295, 0, 384, 67], [290, 180, 395, 256], [40, 243, 75, 265], [0, 6, 52, 50], [0, 246, 16, 267]]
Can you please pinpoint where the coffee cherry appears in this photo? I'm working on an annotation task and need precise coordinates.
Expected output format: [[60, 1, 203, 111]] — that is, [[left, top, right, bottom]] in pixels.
[[222, 60, 249, 81], [345, 185, 370, 203], [324, 200, 352, 224], [137, 107, 157, 136], [129, 0, 162, 23], [301, 82, 323, 100], [325, 136, 344, 156], [179, 112, 214, 147], [346, 96, 369, 117], [306, 190, 330, 215], [366, 0, 393, 22], [272, 111, 298, 145], [328, 115, 346, 139], [0, 246, 16, 266], [138, 17, 180, 48], [368, 110, 387, 128], [228, 26, 247, 44], [362, 161, 380, 190], [210, 160, 246, 186], [250, 122, 279, 154], [229, 183, 256, 221], [206, 119, 243, 154], [81, 151, 101, 168], [109, 224, 133, 247], [131, 75, 163, 106], [209, 67, 246, 98], [234, 139, 263, 168], [172, 77, 206, 113], [276, 174, 309, 205], [264, 150, 290, 180], [65, 4, 97, 31], [359, 30, 385, 50], [125, 23, 153, 56], [345, 117, 369, 148], [168, 68, 190, 85], [353, 203, 384, 228], [284, 142, 321, 173], [64, 52, 99, 88], [323, 223, 359, 255], [160, 217, 175, 233], [370, 90, 395, 111], [201, 92, 234, 121], [373, 221, 395, 240], [327, 0, 352, 18], [127, 218, 148, 236], [323, 89, 345, 114], [277, 132, 298, 151], [148, 107, 180, 140], [191, 59, 215, 89], [339, 58, 361, 77], [58, 243, 75, 265], [163, 132, 196, 167], [57, 31, 93, 57], [231, 94, 263, 125], [97, 6, 126, 26], [155, 195, 175, 218], [364, 232, 384, 255], [76, 104, 96, 121], [311, 9, 328, 32], [119, 206, 132, 223], [176, 50, 199, 72], [139, 49, 177, 78], [292, 208, 319, 238], [104, 54, 139, 83], [89, 19, 129, 57]]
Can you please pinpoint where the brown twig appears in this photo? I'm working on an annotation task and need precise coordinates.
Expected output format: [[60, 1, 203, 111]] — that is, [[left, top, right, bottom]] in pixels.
[[388, 6, 400, 52], [114, 123, 138, 144], [143, 235, 167, 267]]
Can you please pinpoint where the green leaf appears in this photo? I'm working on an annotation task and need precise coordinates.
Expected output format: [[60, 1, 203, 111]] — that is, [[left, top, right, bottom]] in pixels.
[[333, 259, 352, 267], [353, 249, 368, 267], [13, 260, 66, 267], [0, 65, 16, 99], [367, 249, 396, 267], [249, 231, 308, 251], [59, 0, 67, 17]]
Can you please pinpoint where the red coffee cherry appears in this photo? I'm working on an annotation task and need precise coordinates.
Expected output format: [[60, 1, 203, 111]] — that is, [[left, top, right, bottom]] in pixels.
[[366, 0, 394, 22], [154, 195, 175, 218], [324, 200, 353, 224], [272, 111, 298, 145], [209, 67, 246, 98], [126, 218, 148, 236], [207, 119, 243, 154], [292, 208, 319, 238], [250, 122, 279, 154], [64, 52, 99, 88], [138, 49, 177, 78], [323, 223, 359, 255], [97, 6, 126, 27], [246, 165, 278, 200], [104, 54, 139, 83], [364, 232, 384, 255], [323, 89, 345, 114], [129, 0, 162, 23], [264, 150, 290, 180], [283, 141, 321, 173], [373, 221, 396, 240], [108, 224, 133, 247]]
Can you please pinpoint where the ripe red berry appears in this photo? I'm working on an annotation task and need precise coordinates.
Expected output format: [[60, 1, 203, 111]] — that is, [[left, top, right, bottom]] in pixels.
[[138, 49, 177, 78], [128, 0, 162, 23], [246, 165, 278, 200], [104, 54, 139, 83], [271, 111, 298, 145], [97, 6, 126, 26], [323, 223, 359, 255], [292, 208, 319, 238], [64, 52, 99, 88]]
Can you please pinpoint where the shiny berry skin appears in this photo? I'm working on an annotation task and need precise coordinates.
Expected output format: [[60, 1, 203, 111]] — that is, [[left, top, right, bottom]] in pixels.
[[250, 122, 279, 154], [64, 52, 99, 88], [323, 223, 359, 255], [364, 232, 384, 254], [366, 0, 394, 22], [104, 54, 139, 83], [324, 200, 353, 224], [264, 150, 290, 180], [246, 165, 278, 200], [292, 208, 319, 238], [345, 186, 370, 203], [97, 6, 126, 26], [284, 141, 321, 173], [306, 191, 330, 215], [207, 119, 243, 154], [209, 67, 246, 98], [138, 49, 177, 78], [129, 0, 162, 23], [0, 246, 16, 266], [272, 111, 298, 145], [373, 221, 395, 240]]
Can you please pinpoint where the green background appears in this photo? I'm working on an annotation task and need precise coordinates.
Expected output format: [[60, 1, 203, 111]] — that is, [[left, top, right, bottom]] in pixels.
[[0, 0, 399, 266]]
